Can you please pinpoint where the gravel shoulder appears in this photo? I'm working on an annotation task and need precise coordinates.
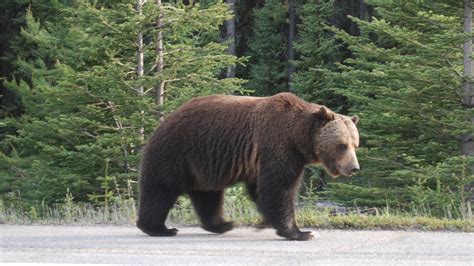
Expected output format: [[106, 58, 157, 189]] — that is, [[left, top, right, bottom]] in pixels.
[[1, 225, 473, 265]]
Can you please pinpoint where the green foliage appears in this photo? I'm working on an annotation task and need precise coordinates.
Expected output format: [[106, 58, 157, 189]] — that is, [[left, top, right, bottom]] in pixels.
[[246, 0, 289, 95], [319, 0, 474, 218], [293, 0, 347, 111], [406, 156, 474, 219]]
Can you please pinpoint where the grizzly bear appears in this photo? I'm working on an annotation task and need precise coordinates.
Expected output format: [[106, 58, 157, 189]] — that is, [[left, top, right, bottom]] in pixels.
[[137, 92, 360, 241]]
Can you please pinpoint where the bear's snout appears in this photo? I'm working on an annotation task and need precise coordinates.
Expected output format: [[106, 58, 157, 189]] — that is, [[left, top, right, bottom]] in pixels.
[[347, 160, 360, 175], [338, 142, 360, 177], [339, 154, 360, 177], [350, 166, 360, 175]]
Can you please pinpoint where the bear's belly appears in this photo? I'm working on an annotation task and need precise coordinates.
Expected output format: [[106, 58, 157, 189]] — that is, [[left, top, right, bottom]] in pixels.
[[189, 161, 258, 191]]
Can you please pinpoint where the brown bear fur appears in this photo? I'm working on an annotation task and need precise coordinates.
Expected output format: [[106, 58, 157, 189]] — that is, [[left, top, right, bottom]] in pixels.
[[137, 92, 360, 240]]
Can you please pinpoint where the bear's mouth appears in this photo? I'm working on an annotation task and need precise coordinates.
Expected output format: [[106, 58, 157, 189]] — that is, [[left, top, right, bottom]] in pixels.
[[339, 168, 352, 177], [334, 164, 359, 178], [327, 165, 341, 178], [339, 166, 360, 177]]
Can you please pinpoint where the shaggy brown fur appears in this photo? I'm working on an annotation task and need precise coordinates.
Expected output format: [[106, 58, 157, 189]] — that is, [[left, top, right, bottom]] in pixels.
[[137, 92, 360, 240]]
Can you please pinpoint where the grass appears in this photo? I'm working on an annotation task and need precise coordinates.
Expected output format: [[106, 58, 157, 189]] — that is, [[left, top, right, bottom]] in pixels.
[[297, 207, 473, 232], [1, 197, 472, 232], [0, 198, 137, 225]]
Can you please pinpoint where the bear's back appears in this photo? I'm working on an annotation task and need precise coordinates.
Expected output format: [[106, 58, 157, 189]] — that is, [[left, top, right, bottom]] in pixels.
[[161, 94, 263, 135]]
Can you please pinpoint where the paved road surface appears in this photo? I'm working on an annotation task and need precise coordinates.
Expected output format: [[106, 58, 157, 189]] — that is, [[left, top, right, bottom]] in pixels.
[[1, 225, 473, 265]]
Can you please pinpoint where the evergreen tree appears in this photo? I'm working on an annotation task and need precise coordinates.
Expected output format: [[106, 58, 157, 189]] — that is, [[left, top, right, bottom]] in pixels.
[[246, 0, 289, 95], [321, 0, 474, 218], [293, 0, 346, 110], [232, 0, 264, 80]]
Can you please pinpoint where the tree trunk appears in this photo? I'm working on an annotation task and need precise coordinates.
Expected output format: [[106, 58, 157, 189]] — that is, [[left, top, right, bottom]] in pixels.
[[226, 0, 236, 78], [155, 0, 165, 121], [136, 0, 145, 141], [183, 0, 196, 6], [462, 0, 473, 156], [287, 0, 296, 92], [333, 0, 372, 36]]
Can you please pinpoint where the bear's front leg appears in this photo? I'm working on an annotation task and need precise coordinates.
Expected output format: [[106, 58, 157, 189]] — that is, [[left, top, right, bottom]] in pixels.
[[256, 163, 314, 241]]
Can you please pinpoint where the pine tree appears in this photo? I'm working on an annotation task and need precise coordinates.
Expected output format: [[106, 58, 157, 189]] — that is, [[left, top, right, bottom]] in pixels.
[[321, 0, 474, 218], [462, 0, 473, 157], [293, 0, 346, 110], [246, 0, 289, 95]]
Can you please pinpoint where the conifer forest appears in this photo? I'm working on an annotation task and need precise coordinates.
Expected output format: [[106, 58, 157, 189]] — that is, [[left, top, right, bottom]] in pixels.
[[1, 0, 473, 222]]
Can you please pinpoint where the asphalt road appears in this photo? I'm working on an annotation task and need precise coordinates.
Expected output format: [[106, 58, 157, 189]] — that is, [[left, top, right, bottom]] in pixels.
[[1, 225, 473, 265]]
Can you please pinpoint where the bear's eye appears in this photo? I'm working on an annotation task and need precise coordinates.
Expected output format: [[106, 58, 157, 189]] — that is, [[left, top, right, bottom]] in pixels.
[[339, 144, 348, 151]]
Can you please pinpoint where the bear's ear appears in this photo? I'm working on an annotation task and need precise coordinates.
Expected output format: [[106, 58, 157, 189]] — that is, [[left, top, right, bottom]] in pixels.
[[317, 106, 335, 122], [351, 115, 359, 125]]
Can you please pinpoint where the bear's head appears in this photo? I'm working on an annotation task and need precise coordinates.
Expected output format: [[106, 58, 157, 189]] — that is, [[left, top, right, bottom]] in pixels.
[[315, 108, 360, 177]]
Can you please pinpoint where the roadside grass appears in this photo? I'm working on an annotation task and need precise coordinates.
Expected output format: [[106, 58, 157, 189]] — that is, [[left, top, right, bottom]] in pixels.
[[1, 197, 472, 232], [0, 198, 137, 225], [296, 207, 473, 232]]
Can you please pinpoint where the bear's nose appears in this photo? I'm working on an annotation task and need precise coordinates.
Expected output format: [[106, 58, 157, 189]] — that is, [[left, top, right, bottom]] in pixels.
[[350, 167, 360, 175]]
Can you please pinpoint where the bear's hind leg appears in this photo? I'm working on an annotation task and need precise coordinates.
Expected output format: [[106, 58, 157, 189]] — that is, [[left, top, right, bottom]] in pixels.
[[189, 190, 234, 234], [137, 186, 179, 236], [246, 182, 270, 229]]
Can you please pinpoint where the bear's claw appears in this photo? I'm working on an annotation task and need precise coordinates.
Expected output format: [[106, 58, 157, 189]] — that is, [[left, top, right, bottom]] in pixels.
[[203, 221, 234, 234], [278, 229, 315, 241], [138, 224, 178, 237]]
